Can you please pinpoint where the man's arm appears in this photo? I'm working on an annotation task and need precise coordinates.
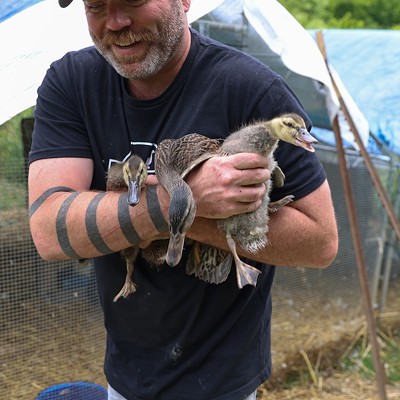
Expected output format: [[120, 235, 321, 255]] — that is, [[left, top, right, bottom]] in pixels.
[[29, 153, 337, 268], [187, 180, 338, 268], [29, 151, 271, 260], [28, 157, 167, 260], [184, 155, 338, 269]]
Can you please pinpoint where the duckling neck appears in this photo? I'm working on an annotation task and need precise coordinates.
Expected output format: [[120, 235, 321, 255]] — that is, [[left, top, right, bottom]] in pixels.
[[169, 183, 195, 217], [222, 123, 278, 156], [156, 170, 195, 219]]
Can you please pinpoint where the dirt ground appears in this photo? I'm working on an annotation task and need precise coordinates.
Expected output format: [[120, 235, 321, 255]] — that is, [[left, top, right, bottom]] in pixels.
[[1, 209, 399, 400], [260, 278, 400, 400], [1, 279, 398, 400], [258, 374, 400, 400]]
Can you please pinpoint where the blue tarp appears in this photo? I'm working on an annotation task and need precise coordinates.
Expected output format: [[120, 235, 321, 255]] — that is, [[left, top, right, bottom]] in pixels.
[[0, 0, 43, 22], [313, 29, 400, 155], [1, 1, 399, 154], [208, 0, 400, 154]]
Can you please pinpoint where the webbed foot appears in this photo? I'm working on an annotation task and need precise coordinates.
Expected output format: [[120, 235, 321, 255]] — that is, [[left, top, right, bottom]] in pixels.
[[114, 247, 139, 301], [269, 195, 294, 212], [113, 279, 137, 302], [226, 233, 261, 289], [235, 260, 261, 289]]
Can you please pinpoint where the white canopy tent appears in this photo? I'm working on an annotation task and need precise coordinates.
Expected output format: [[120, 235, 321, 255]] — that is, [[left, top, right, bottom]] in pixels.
[[0, 0, 369, 149]]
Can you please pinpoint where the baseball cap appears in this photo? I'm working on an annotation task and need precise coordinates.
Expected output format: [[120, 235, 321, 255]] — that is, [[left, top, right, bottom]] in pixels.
[[59, 0, 74, 7]]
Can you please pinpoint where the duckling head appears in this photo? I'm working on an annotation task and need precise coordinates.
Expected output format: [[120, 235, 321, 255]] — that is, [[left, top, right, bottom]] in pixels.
[[166, 183, 196, 267], [123, 155, 148, 206], [269, 113, 318, 152]]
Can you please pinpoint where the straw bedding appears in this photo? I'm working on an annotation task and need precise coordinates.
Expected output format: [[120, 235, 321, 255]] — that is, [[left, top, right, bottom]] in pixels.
[[0, 208, 399, 399]]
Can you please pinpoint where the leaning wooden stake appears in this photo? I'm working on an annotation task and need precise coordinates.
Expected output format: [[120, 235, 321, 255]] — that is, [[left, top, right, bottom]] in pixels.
[[316, 31, 387, 400], [317, 37, 400, 242]]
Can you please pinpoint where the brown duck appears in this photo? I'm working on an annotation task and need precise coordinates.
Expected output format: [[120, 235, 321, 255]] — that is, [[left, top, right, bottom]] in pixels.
[[154, 134, 221, 267], [156, 113, 317, 289]]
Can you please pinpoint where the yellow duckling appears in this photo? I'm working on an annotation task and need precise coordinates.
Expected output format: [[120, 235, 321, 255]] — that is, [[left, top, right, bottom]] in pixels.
[[215, 113, 317, 288], [155, 113, 317, 289]]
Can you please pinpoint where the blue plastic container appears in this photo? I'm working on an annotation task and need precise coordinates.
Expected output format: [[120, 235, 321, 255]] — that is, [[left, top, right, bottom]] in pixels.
[[35, 381, 107, 400]]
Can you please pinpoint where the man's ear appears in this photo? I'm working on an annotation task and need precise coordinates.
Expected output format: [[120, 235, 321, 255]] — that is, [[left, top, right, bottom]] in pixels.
[[182, 0, 191, 13]]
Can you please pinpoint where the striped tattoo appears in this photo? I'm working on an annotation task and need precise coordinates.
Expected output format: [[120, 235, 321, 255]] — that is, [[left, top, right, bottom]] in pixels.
[[85, 192, 113, 255], [33, 185, 165, 257], [29, 186, 76, 218], [56, 192, 82, 259], [118, 193, 141, 246], [146, 185, 168, 232]]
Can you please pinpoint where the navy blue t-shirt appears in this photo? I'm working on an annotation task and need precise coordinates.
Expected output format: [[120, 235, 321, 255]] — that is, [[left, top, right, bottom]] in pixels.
[[30, 30, 326, 400]]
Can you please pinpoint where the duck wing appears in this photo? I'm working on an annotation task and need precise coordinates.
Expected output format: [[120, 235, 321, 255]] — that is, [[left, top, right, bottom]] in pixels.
[[156, 133, 221, 177]]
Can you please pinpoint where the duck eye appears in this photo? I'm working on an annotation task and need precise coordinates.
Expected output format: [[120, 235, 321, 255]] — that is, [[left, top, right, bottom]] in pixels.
[[286, 122, 294, 128]]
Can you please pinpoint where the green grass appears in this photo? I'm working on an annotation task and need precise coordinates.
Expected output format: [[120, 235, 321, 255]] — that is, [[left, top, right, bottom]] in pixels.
[[0, 107, 33, 173], [341, 332, 400, 383], [0, 107, 32, 210], [0, 176, 27, 210], [274, 330, 400, 390]]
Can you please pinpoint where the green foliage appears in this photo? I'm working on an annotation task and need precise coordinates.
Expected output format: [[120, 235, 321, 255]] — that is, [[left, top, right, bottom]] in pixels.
[[279, 0, 400, 29], [280, 333, 400, 390], [0, 108, 33, 210], [341, 334, 400, 383], [0, 107, 33, 179], [0, 175, 27, 209]]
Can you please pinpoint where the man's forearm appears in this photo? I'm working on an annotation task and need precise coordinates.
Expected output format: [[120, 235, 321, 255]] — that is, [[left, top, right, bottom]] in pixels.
[[187, 181, 338, 269], [29, 186, 168, 261], [187, 210, 334, 269]]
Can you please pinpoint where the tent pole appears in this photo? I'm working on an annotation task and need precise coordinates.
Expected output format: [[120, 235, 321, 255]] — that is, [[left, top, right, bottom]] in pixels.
[[316, 31, 388, 400]]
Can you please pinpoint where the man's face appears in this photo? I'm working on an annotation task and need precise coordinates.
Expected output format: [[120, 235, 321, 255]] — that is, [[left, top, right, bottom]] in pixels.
[[84, 0, 188, 79]]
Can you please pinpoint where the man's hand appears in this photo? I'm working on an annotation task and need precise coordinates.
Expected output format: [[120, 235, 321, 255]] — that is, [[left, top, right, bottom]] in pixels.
[[185, 152, 270, 219]]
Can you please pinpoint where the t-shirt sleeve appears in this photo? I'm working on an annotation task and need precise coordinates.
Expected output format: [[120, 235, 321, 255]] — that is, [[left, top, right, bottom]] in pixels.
[[29, 54, 93, 164], [270, 142, 326, 202]]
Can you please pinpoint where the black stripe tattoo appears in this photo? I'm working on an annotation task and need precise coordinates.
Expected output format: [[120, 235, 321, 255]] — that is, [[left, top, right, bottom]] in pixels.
[[146, 185, 168, 232], [85, 192, 113, 255], [56, 192, 82, 259], [118, 193, 141, 245], [29, 186, 76, 218]]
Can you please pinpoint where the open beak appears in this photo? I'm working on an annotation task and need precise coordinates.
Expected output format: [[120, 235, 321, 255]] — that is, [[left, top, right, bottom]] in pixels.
[[166, 232, 185, 267], [127, 178, 142, 206], [295, 128, 318, 152]]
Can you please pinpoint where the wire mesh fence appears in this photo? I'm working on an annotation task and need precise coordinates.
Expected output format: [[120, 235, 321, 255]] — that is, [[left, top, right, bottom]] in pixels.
[[190, 8, 400, 389], [269, 146, 400, 386], [1, 139, 399, 399], [0, 161, 106, 398], [1, 6, 399, 397]]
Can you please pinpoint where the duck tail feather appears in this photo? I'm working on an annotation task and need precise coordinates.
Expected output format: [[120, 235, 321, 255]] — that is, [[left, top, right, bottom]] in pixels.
[[185, 244, 233, 285]]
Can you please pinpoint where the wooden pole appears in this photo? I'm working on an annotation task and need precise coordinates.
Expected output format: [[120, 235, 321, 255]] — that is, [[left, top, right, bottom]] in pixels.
[[316, 31, 388, 400], [316, 35, 400, 243]]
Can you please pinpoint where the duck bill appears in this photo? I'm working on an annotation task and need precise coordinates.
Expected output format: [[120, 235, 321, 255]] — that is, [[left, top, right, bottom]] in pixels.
[[295, 128, 318, 152], [127, 178, 141, 206], [166, 233, 185, 267]]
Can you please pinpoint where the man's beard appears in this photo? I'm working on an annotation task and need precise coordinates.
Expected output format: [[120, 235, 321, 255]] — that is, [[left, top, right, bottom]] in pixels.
[[90, 2, 186, 79]]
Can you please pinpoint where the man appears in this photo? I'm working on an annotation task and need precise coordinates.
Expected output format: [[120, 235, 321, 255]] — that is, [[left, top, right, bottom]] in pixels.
[[28, 0, 338, 399]]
